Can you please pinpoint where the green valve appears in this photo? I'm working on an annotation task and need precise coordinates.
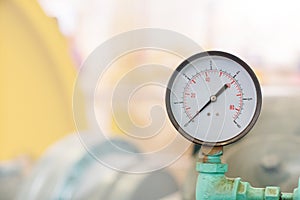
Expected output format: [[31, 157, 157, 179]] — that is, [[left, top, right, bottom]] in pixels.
[[195, 148, 300, 200]]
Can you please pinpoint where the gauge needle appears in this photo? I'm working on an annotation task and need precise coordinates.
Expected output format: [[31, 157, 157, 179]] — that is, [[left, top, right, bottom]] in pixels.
[[184, 84, 228, 127]]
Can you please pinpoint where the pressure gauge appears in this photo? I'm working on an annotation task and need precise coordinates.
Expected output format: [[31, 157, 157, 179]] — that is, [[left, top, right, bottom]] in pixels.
[[166, 51, 262, 146]]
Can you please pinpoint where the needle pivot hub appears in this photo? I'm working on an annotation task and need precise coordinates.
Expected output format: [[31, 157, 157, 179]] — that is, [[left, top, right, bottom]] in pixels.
[[210, 95, 217, 102]]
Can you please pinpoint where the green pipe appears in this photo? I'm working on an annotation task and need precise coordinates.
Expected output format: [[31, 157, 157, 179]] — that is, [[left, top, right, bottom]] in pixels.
[[196, 149, 300, 200]]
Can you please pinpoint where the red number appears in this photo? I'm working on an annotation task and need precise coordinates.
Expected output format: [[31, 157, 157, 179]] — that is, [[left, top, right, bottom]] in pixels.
[[191, 93, 196, 98], [229, 105, 235, 110]]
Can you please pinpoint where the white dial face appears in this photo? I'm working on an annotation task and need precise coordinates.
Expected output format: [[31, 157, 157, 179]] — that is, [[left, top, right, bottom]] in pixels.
[[166, 51, 261, 146]]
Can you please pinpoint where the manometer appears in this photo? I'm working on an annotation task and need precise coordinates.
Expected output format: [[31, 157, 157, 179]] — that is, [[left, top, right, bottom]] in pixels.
[[166, 51, 262, 146]]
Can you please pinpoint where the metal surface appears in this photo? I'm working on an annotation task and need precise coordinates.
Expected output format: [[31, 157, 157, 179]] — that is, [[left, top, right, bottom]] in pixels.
[[196, 148, 300, 200], [18, 133, 179, 200]]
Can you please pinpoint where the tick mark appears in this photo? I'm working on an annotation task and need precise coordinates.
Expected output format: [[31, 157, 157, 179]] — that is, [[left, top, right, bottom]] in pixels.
[[174, 101, 183, 104], [233, 71, 240, 78], [183, 73, 191, 80], [233, 120, 241, 128]]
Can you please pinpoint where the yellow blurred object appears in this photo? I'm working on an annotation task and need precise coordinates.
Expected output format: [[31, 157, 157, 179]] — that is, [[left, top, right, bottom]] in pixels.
[[0, 0, 77, 160]]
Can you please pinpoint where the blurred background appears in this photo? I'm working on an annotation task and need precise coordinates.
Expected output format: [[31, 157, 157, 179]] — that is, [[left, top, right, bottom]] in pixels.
[[1, 0, 300, 199]]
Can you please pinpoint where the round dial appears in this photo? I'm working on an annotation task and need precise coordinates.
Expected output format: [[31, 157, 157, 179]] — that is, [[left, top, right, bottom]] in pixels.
[[166, 51, 262, 146]]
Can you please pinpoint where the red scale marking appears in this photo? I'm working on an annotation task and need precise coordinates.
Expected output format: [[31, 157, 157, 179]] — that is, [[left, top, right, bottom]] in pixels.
[[183, 81, 195, 119], [220, 71, 244, 120]]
